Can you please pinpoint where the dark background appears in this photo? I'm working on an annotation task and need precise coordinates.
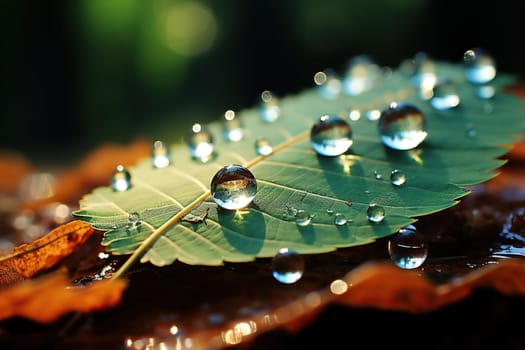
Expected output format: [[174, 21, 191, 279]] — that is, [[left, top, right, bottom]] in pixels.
[[1, 0, 523, 165]]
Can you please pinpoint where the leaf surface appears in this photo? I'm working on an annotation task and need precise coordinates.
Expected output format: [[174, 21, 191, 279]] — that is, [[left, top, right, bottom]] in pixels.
[[74, 61, 525, 267]]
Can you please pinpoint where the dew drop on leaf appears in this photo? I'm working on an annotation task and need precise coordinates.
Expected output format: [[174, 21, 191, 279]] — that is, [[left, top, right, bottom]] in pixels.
[[430, 79, 461, 110], [255, 137, 273, 155], [341, 54, 381, 96], [314, 68, 341, 100], [222, 109, 244, 142], [367, 203, 385, 223], [378, 102, 428, 151], [127, 212, 142, 227], [294, 210, 312, 226], [258, 90, 281, 122], [476, 84, 496, 99], [388, 224, 428, 269], [111, 165, 132, 192], [210, 164, 257, 210], [151, 140, 171, 169], [390, 169, 406, 187], [373, 170, 382, 180], [310, 115, 353, 156], [271, 247, 304, 284], [185, 123, 215, 162], [409, 52, 437, 99], [463, 48, 497, 84], [334, 213, 347, 226]]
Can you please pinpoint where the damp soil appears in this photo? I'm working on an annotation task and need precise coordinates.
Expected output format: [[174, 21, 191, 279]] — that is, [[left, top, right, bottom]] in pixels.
[[2, 159, 525, 349]]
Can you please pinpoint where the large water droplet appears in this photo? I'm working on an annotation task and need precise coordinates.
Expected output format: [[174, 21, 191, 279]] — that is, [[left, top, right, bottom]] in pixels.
[[463, 48, 496, 84], [271, 248, 304, 284], [378, 102, 427, 150], [334, 213, 347, 226], [342, 54, 381, 96], [314, 69, 341, 100], [151, 140, 171, 168], [310, 115, 353, 156], [429, 79, 460, 110], [367, 203, 385, 223], [185, 123, 215, 162], [111, 165, 131, 191], [222, 109, 244, 142], [210, 164, 257, 210], [295, 210, 312, 226], [258, 90, 281, 122], [390, 169, 406, 187], [388, 224, 428, 269], [255, 137, 273, 155]]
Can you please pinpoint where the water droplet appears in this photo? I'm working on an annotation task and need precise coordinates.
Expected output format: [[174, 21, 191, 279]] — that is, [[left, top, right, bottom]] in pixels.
[[271, 248, 304, 284], [258, 90, 281, 122], [310, 115, 353, 156], [365, 109, 381, 121], [476, 84, 496, 99], [210, 164, 257, 210], [388, 224, 428, 269], [463, 48, 496, 84], [367, 204, 385, 223], [222, 109, 244, 142], [111, 165, 132, 191], [185, 123, 215, 162], [128, 212, 142, 227], [151, 140, 171, 168], [334, 213, 347, 226], [342, 54, 381, 96], [378, 102, 428, 150], [326, 208, 334, 215], [348, 109, 361, 121], [255, 137, 273, 155], [295, 210, 312, 226], [373, 170, 382, 180], [314, 68, 341, 100], [429, 79, 460, 110], [390, 169, 406, 187], [409, 52, 437, 99]]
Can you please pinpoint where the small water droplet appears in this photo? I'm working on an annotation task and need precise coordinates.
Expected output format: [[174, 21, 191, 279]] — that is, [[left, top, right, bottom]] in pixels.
[[185, 123, 215, 162], [258, 90, 281, 122], [367, 204, 385, 223], [255, 137, 273, 155], [388, 224, 428, 269], [326, 208, 334, 215], [378, 102, 427, 150], [314, 68, 341, 99], [342, 54, 381, 96], [334, 213, 347, 226], [151, 140, 171, 168], [222, 109, 244, 142], [429, 79, 461, 110], [373, 170, 382, 180], [128, 212, 142, 227], [476, 84, 496, 99], [409, 52, 437, 98], [390, 169, 406, 187], [348, 109, 361, 121], [365, 109, 381, 121], [463, 48, 496, 84], [310, 115, 353, 156], [210, 164, 257, 210], [466, 125, 477, 137], [111, 165, 132, 191], [295, 210, 312, 226], [271, 248, 304, 284]]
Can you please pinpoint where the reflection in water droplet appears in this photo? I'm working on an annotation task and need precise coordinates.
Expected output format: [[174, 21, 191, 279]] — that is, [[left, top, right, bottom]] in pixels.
[[271, 248, 304, 284], [476, 84, 495, 99], [210, 164, 257, 210], [222, 109, 244, 142], [258, 90, 281, 122], [310, 115, 353, 156], [367, 204, 385, 223], [185, 123, 215, 162], [334, 213, 347, 226], [430, 80, 460, 110], [128, 212, 141, 227], [463, 48, 496, 84], [390, 169, 406, 187], [151, 140, 171, 168], [388, 224, 428, 269], [295, 210, 312, 226], [314, 69, 341, 100], [342, 55, 381, 96], [255, 138, 273, 155], [378, 102, 427, 150], [111, 165, 132, 191]]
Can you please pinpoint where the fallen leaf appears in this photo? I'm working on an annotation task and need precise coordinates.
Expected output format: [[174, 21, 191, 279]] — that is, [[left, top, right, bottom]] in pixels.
[[0, 220, 94, 279], [0, 272, 127, 322]]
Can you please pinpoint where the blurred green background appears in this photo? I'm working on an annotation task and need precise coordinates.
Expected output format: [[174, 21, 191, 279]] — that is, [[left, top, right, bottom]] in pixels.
[[1, 0, 524, 164]]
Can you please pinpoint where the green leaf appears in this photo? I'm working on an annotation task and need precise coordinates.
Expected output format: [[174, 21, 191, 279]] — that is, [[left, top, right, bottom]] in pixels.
[[73, 60, 525, 270]]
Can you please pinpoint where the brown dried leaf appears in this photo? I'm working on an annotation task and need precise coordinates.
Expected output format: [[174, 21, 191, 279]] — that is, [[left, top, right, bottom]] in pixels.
[[0, 272, 127, 323], [0, 220, 94, 279]]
